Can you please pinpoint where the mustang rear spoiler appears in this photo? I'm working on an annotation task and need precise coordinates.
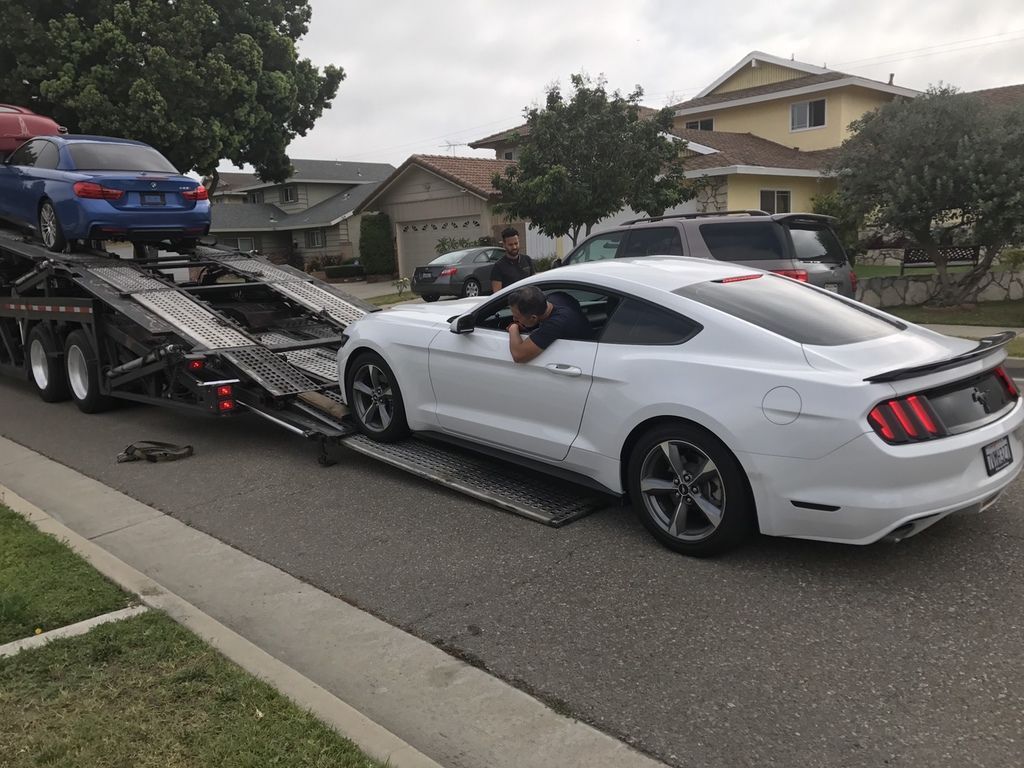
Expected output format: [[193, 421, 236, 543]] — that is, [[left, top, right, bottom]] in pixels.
[[864, 331, 1016, 383]]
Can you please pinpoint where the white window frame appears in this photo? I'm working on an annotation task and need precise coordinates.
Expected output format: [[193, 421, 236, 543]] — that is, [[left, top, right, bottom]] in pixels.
[[790, 99, 826, 132], [684, 118, 714, 131], [281, 185, 298, 204], [237, 236, 255, 253], [304, 229, 325, 248], [759, 189, 792, 215]]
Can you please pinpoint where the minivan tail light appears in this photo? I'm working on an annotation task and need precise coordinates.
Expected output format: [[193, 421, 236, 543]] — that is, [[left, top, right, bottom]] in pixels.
[[850, 271, 858, 293], [73, 181, 124, 200], [182, 185, 209, 201], [868, 395, 946, 444], [439, 267, 457, 277], [772, 269, 808, 282]]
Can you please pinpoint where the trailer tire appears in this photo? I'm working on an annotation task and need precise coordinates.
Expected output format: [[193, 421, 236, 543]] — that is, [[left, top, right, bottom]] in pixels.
[[64, 329, 113, 413], [345, 351, 409, 442], [39, 200, 68, 252], [25, 325, 69, 402]]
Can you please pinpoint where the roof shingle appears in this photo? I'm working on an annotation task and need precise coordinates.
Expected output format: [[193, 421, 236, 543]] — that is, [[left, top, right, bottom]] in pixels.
[[673, 128, 836, 172]]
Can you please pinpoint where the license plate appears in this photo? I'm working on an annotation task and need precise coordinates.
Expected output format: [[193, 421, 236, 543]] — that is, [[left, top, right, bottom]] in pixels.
[[983, 436, 1013, 476], [141, 192, 164, 206], [824, 282, 839, 293]]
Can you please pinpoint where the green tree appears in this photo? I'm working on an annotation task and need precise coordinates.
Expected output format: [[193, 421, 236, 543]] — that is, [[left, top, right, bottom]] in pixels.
[[493, 74, 691, 246], [0, 0, 343, 190], [359, 213, 396, 276], [811, 190, 864, 264], [830, 86, 1024, 305]]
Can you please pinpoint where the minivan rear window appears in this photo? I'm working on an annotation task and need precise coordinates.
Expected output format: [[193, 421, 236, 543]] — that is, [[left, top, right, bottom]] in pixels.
[[699, 222, 787, 261], [787, 223, 848, 264], [674, 274, 903, 346]]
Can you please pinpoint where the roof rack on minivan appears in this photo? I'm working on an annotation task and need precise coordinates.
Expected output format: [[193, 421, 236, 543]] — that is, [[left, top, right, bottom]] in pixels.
[[621, 210, 770, 226]]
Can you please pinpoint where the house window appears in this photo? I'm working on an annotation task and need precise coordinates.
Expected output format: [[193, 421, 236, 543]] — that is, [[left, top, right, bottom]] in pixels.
[[247, 191, 263, 204], [304, 229, 325, 248], [684, 118, 714, 131], [280, 185, 298, 204], [237, 237, 255, 253], [760, 190, 792, 214], [791, 99, 825, 131], [503, 151, 514, 160]]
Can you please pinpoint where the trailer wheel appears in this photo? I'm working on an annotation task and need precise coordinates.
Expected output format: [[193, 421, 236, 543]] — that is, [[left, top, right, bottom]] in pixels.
[[345, 351, 409, 442], [39, 200, 68, 252], [25, 325, 69, 402], [64, 329, 113, 413]]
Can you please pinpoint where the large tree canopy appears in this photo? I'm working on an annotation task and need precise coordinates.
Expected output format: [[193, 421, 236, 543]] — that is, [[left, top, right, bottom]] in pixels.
[[0, 0, 343, 187], [830, 86, 1024, 305], [493, 74, 690, 246]]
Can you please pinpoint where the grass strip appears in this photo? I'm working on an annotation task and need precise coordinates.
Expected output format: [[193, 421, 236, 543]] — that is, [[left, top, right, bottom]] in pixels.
[[0, 611, 385, 767], [0, 505, 132, 645], [883, 300, 1024, 329]]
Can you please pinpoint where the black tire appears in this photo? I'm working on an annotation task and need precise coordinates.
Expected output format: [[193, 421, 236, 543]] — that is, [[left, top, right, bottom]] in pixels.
[[462, 278, 481, 298], [627, 422, 755, 557], [422, 294, 440, 303], [24, 324, 69, 402], [63, 329, 114, 413], [38, 200, 68, 252], [345, 351, 409, 442]]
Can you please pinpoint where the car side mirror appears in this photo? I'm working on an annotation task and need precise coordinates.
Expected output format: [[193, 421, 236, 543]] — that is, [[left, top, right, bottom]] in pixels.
[[450, 314, 475, 334]]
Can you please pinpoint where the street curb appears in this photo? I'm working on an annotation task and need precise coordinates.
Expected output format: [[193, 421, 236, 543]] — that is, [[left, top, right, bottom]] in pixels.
[[0, 484, 444, 768]]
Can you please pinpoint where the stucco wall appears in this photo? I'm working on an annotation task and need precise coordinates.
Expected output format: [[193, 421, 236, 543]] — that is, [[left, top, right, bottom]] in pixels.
[[724, 174, 832, 211]]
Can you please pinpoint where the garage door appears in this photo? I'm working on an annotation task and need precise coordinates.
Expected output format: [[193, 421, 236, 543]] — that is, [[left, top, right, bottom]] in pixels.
[[397, 216, 483, 277]]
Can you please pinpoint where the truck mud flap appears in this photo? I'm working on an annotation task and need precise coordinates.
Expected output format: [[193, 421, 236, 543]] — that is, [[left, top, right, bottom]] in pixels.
[[341, 434, 611, 527]]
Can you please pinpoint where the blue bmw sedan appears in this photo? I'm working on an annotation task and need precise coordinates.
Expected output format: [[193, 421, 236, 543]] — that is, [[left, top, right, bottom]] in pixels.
[[0, 135, 210, 251]]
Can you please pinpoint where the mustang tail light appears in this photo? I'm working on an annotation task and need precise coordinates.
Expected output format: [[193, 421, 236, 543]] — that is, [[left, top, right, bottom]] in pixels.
[[439, 267, 457, 277], [182, 185, 209, 201], [868, 394, 946, 444], [73, 181, 124, 200], [995, 366, 1019, 398], [772, 269, 808, 282]]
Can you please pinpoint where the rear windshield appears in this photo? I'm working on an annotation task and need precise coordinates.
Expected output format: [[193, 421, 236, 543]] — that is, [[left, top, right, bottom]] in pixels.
[[68, 143, 178, 173], [787, 223, 848, 264], [430, 249, 475, 265], [674, 274, 903, 346], [698, 222, 787, 262]]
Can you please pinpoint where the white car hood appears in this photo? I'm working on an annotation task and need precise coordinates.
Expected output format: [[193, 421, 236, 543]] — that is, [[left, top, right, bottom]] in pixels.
[[382, 297, 485, 323]]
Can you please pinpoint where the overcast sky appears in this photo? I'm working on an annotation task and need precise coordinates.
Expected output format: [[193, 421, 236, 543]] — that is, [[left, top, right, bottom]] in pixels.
[[223, 0, 1024, 172]]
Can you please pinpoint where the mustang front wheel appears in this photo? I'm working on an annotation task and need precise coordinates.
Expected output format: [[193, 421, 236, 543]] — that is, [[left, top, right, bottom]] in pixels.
[[345, 351, 409, 442]]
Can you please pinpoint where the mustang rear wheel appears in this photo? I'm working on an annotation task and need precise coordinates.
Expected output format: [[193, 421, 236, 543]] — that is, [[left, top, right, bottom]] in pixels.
[[345, 351, 409, 442], [38, 200, 68, 252], [25, 324, 69, 402], [627, 422, 755, 556]]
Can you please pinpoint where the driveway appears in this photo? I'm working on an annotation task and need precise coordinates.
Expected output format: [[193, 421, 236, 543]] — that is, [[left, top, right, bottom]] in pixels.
[[1, 376, 1022, 768]]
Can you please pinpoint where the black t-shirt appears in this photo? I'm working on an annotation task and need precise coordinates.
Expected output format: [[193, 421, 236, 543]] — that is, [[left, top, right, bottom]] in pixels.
[[527, 292, 592, 350], [490, 253, 534, 288]]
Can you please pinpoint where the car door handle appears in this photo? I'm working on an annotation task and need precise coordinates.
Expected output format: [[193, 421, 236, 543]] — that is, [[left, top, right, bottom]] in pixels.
[[545, 363, 582, 377]]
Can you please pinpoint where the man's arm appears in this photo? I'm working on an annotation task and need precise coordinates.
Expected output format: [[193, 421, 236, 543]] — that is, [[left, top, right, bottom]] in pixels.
[[489, 262, 503, 295], [507, 323, 543, 363], [491, 279, 503, 294]]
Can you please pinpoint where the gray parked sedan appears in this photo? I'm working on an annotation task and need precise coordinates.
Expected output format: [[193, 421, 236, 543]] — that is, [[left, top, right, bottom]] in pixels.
[[411, 246, 504, 301]]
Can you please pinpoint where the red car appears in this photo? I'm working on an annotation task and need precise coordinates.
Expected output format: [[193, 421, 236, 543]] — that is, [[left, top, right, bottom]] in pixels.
[[0, 104, 65, 160]]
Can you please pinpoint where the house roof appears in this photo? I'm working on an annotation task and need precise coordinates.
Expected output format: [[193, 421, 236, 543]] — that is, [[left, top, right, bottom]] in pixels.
[[670, 128, 838, 176], [673, 72, 850, 110], [356, 154, 513, 212], [213, 171, 260, 194], [214, 159, 395, 193], [469, 106, 660, 149], [694, 51, 833, 98], [969, 84, 1024, 108], [210, 179, 388, 233], [210, 202, 287, 232]]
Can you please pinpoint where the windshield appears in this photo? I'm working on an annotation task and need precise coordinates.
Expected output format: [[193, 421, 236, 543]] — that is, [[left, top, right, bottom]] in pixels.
[[674, 274, 903, 346], [68, 143, 179, 173], [787, 223, 848, 264], [430, 249, 475, 266]]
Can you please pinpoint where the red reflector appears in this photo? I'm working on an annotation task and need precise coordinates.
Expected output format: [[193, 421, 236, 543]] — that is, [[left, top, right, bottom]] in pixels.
[[888, 400, 918, 438], [719, 274, 762, 283], [439, 267, 457, 277], [772, 269, 809, 282], [73, 181, 124, 200], [850, 271, 858, 293], [218, 399, 235, 412], [216, 385, 233, 398], [187, 359, 204, 370], [906, 395, 938, 434], [868, 407, 895, 441], [996, 366, 1019, 397], [182, 185, 209, 201]]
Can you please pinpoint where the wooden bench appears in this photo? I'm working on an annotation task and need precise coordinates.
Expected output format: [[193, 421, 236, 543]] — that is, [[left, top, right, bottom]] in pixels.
[[900, 245, 979, 275]]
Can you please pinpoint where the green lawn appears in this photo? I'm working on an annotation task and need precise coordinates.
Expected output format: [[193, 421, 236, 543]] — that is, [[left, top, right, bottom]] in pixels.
[[0, 505, 132, 645], [883, 300, 1024, 328], [0, 611, 385, 768]]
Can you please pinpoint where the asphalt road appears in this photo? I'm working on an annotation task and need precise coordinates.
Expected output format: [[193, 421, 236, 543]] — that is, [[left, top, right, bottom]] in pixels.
[[2, 375, 1022, 768]]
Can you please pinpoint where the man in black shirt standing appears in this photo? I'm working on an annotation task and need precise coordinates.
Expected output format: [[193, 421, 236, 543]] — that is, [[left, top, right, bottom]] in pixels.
[[490, 226, 534, 293], [506, 285, 591, 363]]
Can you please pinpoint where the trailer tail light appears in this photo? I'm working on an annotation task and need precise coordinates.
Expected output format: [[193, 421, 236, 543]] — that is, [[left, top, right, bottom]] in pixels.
[[772, 269, 808, 282], [868, 395, 946, 445], [182, 185, 209, 201], [187, 359, 205, 371], [216, 385, 233, 398], [73, 181, 124, 200], [218, 399, 236, 412], [439, 267, 457, 277]]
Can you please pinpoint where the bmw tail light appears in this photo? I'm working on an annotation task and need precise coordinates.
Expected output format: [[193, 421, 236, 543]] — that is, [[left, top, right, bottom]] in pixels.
[[182, 185, 209, 201], [439, 267, 457, 277], [73, 181, 124, 200], [772, 269, 809, 282], [868, 395, 947, 444]]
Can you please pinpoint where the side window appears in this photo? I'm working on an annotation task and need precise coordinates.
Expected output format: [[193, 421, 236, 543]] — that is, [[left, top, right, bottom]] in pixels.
[[567, 232, 624, 264], [620, 227, 684, 259], [8, 140, 42, 167], [699, 222, 787, 262], [489, 249, 503, 262], [600, 298, 701, 345], [35, 142, 59, 170]]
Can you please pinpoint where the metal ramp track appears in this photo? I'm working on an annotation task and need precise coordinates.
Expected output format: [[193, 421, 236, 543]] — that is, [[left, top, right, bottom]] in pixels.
[[257, 331, 339, 382], [219, 346, 318, 396], [341, 434, 611, 527]]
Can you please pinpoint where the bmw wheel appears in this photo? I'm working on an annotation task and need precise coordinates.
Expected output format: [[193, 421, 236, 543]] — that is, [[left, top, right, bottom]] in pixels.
[[38, 200, 68, 252], [627, 422, 755, 556], [462, 278, 481, 298], [25, 324, 69, 402], [345, 351, 409, 442]]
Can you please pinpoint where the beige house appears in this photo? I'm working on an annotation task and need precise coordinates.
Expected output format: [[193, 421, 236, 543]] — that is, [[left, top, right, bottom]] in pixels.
[[208, 159, 394, 265]]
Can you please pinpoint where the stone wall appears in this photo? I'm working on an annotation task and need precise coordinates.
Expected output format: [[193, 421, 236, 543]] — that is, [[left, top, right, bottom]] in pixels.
[[857, 270, 1024, 308]]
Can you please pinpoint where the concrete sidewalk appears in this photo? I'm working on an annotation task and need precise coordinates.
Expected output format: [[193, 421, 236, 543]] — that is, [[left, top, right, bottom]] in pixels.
[[0, 436, 667, 768]]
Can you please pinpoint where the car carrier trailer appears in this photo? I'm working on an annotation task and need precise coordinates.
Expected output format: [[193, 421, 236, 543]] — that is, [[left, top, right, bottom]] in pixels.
[[0, 226, 609, 525]]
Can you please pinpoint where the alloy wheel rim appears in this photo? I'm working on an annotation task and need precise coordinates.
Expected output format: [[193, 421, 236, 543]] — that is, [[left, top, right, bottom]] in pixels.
[[351, 363, 393, 432], [639, 440, 726, 542], [40, 205, 56, 247], [67, 345, 90, 401], [29, 339, 49, 389], [465, 282, 479, 296]]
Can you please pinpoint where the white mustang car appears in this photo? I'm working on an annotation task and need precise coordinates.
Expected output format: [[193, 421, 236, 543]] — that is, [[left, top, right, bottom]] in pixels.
[[337, 257, 1023, 556]]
